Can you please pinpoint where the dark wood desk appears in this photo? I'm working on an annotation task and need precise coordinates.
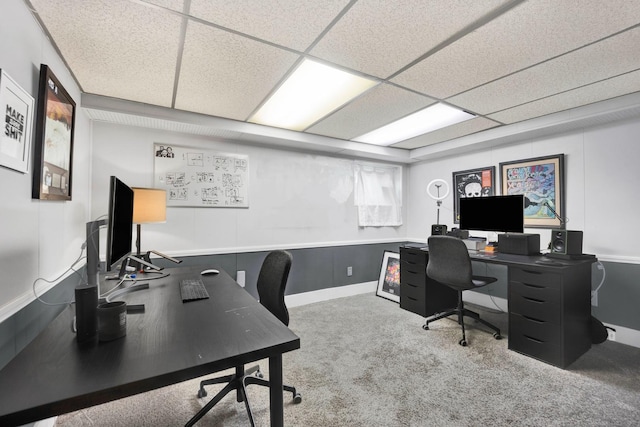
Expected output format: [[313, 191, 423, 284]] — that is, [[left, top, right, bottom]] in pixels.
[[0, 266, 300, 426], [400, 246, 596, 369]]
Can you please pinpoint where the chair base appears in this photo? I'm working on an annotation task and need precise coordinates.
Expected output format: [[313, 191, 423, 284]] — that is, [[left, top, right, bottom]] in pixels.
[[423, 297, 502, 346], [186, 365, 301, 427]]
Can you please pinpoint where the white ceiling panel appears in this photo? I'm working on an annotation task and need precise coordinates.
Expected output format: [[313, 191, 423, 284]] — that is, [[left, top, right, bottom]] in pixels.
[[488, 70, 640, 124], [392, 0, 640, 99], [189, 0, 350, 51], [22, 0, 640, 157], [391, 117, 501, 150], [449, 26, 640, 115], [29, 0, 183, 107], [175, 20, 300, 121], [307, 83, 436, 140], [310, 0, 509, 79]]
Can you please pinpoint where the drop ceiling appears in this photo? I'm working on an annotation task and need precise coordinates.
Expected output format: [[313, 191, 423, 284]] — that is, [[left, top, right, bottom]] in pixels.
[[24, 0, 640, 162]]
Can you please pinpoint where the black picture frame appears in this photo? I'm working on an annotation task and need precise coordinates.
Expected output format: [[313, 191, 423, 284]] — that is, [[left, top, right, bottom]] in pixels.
[[499, 154, 565, 228], [32, 64, 76, 200], [452, 166, 495, 224], [376, 251, 400, 303]]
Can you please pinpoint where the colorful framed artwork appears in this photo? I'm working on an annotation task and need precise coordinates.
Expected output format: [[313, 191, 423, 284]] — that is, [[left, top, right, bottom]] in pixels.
[[500, 154, 565, 228], [32, 64, 76, 200], [452, 166, 495, 224], [376, 251, 400, 303], [0, 69, 34, 173]]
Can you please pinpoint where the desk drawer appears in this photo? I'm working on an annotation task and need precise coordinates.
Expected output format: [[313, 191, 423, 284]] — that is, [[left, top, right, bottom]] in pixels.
[[401, 281, 425, 301], [400, 248, 426, 266], [510, 313, 561, 344], [510, 267, 561, 287], [509, 290, 561, 324], [400, 294, 426, 316], [509, 330, 562, 367], [400, 267, 426, 287], [510, 279, 560, 303]]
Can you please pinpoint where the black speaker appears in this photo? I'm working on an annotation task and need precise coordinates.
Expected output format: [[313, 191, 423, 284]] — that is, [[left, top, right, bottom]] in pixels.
[[431, 224, 447, 235], [550, 230, 583, 255], [75, 285, 98, 343]]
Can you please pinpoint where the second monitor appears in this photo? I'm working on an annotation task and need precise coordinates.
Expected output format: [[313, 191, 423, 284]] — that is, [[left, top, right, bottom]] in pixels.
[[459, 194, 524, 234]]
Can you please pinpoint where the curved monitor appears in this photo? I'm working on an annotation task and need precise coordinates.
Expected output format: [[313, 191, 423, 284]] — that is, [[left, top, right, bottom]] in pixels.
[[105, 176, 134, 271], [459, 194, 524, 233]]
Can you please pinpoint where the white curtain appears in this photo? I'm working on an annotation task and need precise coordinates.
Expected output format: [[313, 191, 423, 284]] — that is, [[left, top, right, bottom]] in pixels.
[[354, 162, 403, 227]]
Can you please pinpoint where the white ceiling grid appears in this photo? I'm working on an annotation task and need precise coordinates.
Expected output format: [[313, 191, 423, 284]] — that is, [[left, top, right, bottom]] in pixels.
[[23, 0, 640, 159]]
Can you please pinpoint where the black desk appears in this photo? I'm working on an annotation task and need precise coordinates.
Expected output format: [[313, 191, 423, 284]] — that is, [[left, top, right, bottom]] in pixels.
[[400, 246, 596, 368], [0, 266, 300, 426]]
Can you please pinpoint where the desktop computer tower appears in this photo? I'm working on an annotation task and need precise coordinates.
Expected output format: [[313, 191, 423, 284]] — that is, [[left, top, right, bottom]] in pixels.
[[550, 230, 583, 255], [498, 233, 540, 255]]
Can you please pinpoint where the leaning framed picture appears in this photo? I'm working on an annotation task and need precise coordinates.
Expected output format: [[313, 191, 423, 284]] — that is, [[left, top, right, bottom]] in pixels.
[[452, 166, 495, 223], [32, 64, 76, 200], [376, 251, 400, 303], [499, 154, 564, 228], [0, 69, 34, 173]]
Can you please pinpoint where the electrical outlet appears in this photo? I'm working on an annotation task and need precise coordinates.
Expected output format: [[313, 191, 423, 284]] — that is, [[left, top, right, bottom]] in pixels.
[[347, 266, 353, 277], [607, 328, 616, 341], [236, 270, 246, 287], [591, 290, 598, 307]]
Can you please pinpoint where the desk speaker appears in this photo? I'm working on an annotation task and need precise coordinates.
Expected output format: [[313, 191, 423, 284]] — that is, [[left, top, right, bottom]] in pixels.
[[431, 224, 447, 235], [550, 230, 583, 255]]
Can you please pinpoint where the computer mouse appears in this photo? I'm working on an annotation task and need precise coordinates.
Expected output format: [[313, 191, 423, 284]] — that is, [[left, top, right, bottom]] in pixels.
[[200, 269, 220, 275]]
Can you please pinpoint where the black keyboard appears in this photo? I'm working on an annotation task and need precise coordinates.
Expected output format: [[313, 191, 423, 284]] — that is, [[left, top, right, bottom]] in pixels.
[[180, 279, 210, 302]]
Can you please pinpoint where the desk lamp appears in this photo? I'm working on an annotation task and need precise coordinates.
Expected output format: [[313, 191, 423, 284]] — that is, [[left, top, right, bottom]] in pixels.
[[132, 188, 181, 272]]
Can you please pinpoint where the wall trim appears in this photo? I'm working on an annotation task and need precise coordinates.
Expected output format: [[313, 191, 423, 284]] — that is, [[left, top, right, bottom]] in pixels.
[[286, 281, 377, 308]]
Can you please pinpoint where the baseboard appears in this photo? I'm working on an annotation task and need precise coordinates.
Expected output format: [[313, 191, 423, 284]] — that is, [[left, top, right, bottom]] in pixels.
[[285, 281, 377, 308]]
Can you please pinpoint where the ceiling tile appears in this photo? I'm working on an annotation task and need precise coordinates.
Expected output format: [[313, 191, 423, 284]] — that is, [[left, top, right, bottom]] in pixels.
[[310, 0, 508, 79], [307, 83, 435, 140], [449, 26, 640, 114], [392, 0, 640, 99], [390, 117, 501, 149], [488, 70, 640, 124], [175, 20, 300, 121], [142, 0, 185, 12], [29, 0, 183, 107], [189, 0, 350, 51]]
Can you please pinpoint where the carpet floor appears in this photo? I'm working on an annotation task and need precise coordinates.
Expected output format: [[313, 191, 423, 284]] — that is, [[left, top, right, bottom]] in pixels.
[[56, 293, 640, 426]]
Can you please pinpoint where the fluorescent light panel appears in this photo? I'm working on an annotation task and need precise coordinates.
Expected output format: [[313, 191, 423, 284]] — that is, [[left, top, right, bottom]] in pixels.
[[250, 59, 377, 131], [353, 103, 476, 146]]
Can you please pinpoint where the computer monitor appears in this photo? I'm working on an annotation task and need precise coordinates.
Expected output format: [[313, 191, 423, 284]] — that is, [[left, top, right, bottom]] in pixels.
[[459, 194, 524, 233], [105, 176, 134, 272]]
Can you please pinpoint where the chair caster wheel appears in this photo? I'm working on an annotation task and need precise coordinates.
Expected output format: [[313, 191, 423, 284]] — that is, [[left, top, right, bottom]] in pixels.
[[459, 339, 467, 346], [293, 393, 302, 404], [197, 388, 207, 398], [256, 371, 264, 379], [493, 333, 502, 340], [422, 324, 429, 330]]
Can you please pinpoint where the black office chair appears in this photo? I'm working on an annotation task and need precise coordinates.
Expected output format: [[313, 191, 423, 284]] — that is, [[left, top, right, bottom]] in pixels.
[[187, 250, 301, 427], [424, 236, 502, 346]]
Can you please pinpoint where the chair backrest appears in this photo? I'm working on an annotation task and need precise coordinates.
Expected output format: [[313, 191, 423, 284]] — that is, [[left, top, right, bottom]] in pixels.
[[426, 236, 473, 291], [257, 250, 293, 326]]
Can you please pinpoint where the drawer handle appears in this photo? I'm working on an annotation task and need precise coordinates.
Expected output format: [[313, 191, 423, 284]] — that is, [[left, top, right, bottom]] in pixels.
[[408, 296, 417, 302], [523, 315, 545, 324], [406, 283, 418, 288], [524, 335, 544, 343], [522, 282, 545, 289], [522, 269, 543, 275], [523, 296, 545, 304]]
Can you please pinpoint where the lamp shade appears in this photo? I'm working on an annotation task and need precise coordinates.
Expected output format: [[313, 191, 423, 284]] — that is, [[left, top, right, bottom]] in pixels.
[[132, 188, 166, 224]]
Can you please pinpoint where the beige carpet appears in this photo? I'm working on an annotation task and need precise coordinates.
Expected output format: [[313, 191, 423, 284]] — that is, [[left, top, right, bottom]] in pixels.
[[56, 293, 640, 426]]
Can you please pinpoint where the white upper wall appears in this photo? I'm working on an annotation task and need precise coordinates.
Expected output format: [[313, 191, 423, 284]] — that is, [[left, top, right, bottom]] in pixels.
[[90, 122, 406, 255], [407, 117, 639, 263], [0, 0, 92, 319]]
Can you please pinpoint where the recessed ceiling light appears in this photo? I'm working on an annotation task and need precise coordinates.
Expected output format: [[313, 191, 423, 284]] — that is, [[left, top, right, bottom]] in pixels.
[[250, 59, 378, 131], [353, 103, 476, 146]]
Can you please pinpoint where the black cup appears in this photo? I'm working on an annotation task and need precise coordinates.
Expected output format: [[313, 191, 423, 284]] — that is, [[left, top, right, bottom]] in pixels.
[[97, 301, 127, 342]]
